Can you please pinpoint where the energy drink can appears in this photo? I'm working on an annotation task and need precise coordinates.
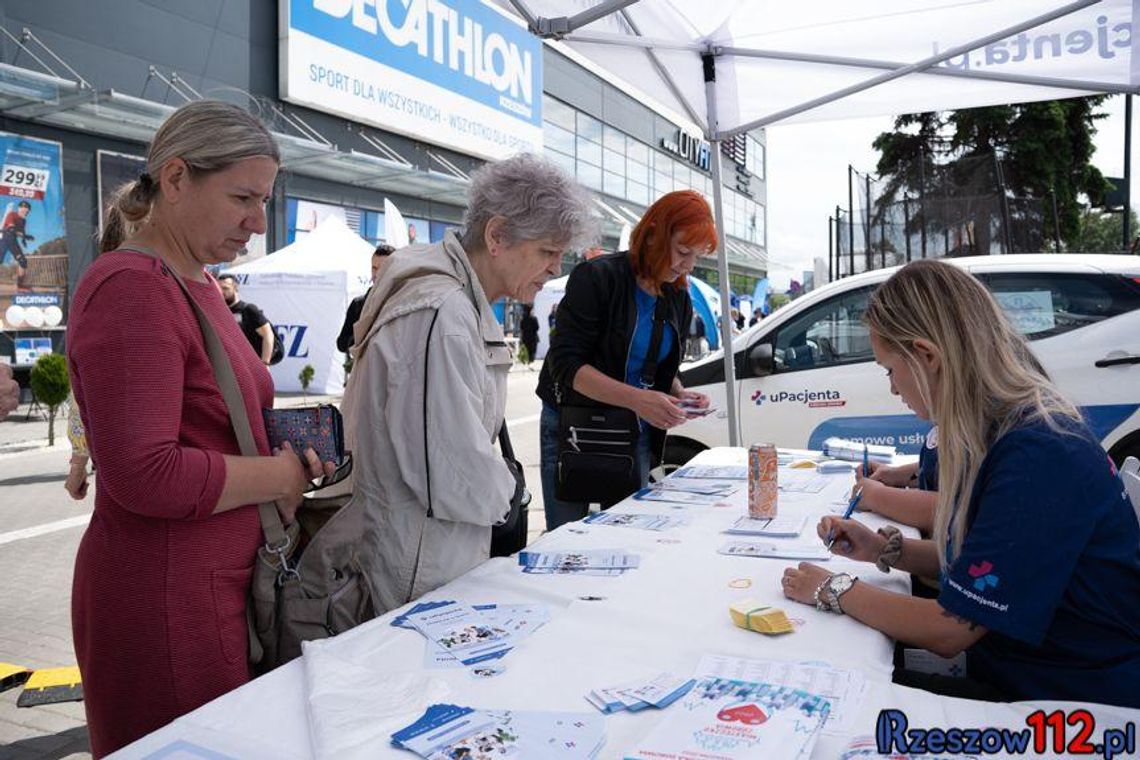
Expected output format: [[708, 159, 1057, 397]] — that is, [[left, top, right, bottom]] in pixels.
[[748, 443, 778, 519]]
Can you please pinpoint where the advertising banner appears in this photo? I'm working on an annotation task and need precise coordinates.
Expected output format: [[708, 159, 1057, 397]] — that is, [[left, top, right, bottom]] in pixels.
[[0, 132, 68, 332], [280, 0, 543, 160]]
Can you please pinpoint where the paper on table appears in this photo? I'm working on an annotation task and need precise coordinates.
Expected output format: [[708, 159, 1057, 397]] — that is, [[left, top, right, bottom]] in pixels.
[[405, 602, 521, 666], [671, 464, 747, 480], [623, 675, 829, 760], [694, 654, 866, 734], [724, 514, 808, 537], [649, 478, 740, 495], [633, 488, 735, 506], [718, 541, 831, 561], [583, 512, 688, 531], [777, 469, 830, 494]]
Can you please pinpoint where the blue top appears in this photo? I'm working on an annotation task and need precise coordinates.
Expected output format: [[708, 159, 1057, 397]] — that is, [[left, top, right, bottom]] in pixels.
[[917, 427, 939, 491], [938, 416, 1140, 707], [624, 286, 675, 389]]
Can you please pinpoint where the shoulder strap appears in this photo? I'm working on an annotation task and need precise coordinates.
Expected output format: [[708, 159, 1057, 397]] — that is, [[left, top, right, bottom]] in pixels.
[[118, 247, 286, 549], [422, 308, 441, 519], [638, 296, 668, 389]]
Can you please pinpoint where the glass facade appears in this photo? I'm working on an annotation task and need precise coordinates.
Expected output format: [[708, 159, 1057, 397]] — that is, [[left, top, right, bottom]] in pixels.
[[542, 94, 766, 250]]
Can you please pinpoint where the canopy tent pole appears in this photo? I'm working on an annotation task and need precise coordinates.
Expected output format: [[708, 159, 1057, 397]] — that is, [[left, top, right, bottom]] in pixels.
[[703, 51, 741, 448], [717, 0, 1101, 138]]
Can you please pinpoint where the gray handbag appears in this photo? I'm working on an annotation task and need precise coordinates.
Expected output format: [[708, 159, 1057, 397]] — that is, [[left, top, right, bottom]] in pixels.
[[130, 248, 374, 672]]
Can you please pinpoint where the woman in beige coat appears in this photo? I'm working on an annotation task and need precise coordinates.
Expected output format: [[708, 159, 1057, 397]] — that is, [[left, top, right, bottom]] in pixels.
[[346, 154, 596, 612]]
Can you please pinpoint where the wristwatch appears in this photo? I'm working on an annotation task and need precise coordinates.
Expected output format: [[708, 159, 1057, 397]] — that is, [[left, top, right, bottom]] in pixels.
[[814, 572, 857, 614]]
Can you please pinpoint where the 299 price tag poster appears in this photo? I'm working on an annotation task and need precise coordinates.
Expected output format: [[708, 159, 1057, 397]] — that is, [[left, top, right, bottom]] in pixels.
[[0, 132, 69, 334]]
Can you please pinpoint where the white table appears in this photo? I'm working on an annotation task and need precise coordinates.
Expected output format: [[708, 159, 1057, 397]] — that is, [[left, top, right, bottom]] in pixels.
[[113, 448, 1138, 759]]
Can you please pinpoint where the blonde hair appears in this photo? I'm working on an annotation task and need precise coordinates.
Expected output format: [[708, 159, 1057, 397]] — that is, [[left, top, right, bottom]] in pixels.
[[864, 260, 1082, 567], [100, 100, 279, 253]]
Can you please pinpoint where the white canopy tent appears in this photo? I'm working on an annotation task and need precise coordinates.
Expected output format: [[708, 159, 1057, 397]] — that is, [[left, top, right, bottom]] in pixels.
[[532, 274, 568, 359], [497, 0, 1138, 444], [225, 217, 374, 395]]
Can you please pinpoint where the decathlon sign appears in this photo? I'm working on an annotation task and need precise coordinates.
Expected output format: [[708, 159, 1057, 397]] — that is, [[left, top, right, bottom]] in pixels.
[[280, 0, 543, 160]]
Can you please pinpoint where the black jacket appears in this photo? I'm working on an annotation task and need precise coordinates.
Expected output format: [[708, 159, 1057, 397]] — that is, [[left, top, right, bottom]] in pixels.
[[337, 291, 368, 353], [536, 252, 692, 464]]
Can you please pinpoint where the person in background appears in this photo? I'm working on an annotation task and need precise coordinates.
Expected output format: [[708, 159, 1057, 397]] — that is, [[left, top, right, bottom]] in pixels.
[[853, 426, 939, 533], [347, 153, 596, 614], [537, 190, 715, 531], [0, 363, 18, 420], [780, 259, 1140, 708], [217, 274, 275, 365], [67, 100, 333, 756], [519, 304, 539, 369], [749, 307, 763, 327], [337, 243, 395, 354], [1, 200, 33, 285]]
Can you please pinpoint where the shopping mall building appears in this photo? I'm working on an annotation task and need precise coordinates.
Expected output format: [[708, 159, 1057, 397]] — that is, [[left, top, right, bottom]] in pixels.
[[0, 0, 767, 363]]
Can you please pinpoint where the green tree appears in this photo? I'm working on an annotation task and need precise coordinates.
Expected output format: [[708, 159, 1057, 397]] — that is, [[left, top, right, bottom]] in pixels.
[[30, 353, 69, 446], [1073, 208, 1140, 253], [299, 364, 315, 399], [872, 97, 1110, 252]]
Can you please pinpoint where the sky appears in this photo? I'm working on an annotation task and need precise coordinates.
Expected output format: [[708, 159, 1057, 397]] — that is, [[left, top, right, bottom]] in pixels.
[[764, 95, 1137, 291]]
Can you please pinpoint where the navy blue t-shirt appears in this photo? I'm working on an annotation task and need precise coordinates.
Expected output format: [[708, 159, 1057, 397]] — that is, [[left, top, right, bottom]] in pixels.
[[624, 286, 674, 389], [917, 426, 939, 492], [938, 416, 1140, 707]]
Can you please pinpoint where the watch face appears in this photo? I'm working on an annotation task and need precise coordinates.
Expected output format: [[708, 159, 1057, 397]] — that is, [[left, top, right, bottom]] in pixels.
[[830, 573, 855, 596]]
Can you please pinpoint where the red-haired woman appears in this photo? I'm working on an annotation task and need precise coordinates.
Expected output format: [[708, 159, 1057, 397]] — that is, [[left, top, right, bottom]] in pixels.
[[537, 190, 716, 529]]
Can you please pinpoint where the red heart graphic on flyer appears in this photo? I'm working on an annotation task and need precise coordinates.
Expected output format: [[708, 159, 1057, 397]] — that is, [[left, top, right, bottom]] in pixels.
[[968, 561, 993, 578]]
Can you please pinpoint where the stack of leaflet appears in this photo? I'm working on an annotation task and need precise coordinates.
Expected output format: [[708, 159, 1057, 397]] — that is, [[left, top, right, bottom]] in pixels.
[[518, 548, 640, 576], [582, 512, 688, 531], [633, 475, 739, 506], [724, 514, 808, 538], [392, 704, 606, 759], [392, 601, 550, 670], [623, 664, 834, 759], [672, 464, 747, 480], [585, 672, 695, 714], [821, 437, 895, 464]]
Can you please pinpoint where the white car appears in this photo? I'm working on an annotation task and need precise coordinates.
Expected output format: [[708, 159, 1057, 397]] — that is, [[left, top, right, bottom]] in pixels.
[[669, 254, 1140, 467]]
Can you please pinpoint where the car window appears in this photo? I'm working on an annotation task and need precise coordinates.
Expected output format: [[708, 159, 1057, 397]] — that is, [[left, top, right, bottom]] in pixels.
[[770, 286, 876, 373], [977, 272, 1140, 340]]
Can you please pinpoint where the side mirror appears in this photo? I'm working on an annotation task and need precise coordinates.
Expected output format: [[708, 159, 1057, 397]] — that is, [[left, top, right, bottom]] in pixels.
[[747, 343, 774, 377]]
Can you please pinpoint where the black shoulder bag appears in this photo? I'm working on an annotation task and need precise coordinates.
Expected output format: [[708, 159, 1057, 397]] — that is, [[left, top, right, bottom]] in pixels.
[[555, 297, 666, 506]]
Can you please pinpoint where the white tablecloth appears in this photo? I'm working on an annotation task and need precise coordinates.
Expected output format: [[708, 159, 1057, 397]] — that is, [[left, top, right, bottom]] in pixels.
[[112, 448, 1138, 759]]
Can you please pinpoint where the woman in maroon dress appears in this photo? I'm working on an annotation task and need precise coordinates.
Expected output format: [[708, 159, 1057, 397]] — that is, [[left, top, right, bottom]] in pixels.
[[67, 101, 329, 757]]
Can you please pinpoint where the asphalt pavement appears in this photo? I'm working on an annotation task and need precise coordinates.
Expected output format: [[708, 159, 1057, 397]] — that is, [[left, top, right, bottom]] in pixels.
[[0, 362, 548, 759]]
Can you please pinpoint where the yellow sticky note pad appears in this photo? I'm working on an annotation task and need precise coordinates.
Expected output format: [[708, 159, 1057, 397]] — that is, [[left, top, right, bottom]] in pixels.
[[730, 600, 795, 635]]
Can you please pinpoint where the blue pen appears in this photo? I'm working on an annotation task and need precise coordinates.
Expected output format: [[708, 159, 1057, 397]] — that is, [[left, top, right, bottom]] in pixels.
[[826, 487, 863, 550], [862, 443, 870, 478]]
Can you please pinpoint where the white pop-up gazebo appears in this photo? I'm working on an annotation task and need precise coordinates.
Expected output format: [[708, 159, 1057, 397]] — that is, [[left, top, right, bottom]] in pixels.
[[225, 217, 375, 395], [497, 0, 1137, 444]]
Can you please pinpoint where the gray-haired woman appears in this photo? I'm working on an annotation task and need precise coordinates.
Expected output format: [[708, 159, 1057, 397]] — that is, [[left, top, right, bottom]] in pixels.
[[345, 152, 596, 613], [67, 100, 331, 756]]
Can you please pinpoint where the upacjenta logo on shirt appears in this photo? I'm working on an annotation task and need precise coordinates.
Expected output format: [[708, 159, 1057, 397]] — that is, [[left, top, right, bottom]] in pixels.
[[945, 559, 1008, 613], [750, 389, 846, 408]]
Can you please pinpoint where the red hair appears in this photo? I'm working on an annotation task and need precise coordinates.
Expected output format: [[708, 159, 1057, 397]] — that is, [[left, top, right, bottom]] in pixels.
[[628, 190, 717, 289]]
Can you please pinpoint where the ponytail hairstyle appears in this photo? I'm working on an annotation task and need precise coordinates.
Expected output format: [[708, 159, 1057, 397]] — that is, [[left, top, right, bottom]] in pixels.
[[100, 100, 279, 253], [628, 190, 716, 289], [863, 260, 1082, 568]]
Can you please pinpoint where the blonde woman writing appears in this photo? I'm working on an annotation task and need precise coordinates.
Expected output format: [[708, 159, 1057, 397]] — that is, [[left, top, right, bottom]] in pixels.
[[781, 260, 1140, 707]]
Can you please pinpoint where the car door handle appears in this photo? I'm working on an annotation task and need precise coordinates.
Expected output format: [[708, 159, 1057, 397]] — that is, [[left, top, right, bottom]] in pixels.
[[1095, 355, 1140, 368]]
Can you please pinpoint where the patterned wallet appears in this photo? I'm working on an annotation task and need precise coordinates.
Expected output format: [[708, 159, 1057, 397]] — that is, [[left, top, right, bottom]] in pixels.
[[262, 405, 346, 465]]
